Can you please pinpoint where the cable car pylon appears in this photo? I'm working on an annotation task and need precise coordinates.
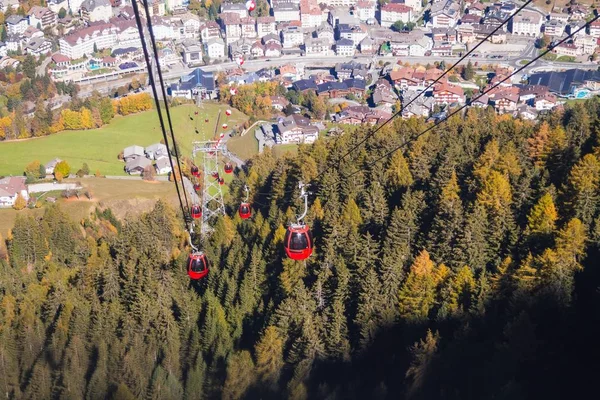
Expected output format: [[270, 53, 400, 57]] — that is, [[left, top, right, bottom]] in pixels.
[[193, 136, 226, 235]]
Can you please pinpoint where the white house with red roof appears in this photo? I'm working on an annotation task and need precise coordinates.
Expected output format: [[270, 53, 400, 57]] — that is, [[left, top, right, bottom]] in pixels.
[[0, 176, 28, 208], [433, 83, 465, 105], [380, 3, 412, 27]]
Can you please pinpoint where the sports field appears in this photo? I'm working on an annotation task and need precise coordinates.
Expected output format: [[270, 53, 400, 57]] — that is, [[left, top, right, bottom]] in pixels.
[[0, 103, 248, 176]]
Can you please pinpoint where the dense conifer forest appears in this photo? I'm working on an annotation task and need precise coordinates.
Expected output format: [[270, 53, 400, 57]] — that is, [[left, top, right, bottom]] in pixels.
[[2, 100, 600, 399]]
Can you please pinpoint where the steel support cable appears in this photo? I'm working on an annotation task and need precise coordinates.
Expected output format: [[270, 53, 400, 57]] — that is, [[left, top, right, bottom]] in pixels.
[[336, 0, 534, 163], [131, 0, 188, 220], [139, 0, 190, 209], [336, 12, 600, 183]]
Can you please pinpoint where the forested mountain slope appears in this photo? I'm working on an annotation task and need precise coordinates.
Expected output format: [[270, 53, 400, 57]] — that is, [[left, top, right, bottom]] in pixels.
[[1, 101, 600, 399]]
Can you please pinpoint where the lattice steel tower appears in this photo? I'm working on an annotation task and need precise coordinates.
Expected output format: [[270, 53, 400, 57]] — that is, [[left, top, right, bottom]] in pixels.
[[193, 136, 226, 234]]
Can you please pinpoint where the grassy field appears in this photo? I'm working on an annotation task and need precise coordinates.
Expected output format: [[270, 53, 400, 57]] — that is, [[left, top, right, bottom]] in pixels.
[[272, 144, 299, 158], [227, 131, 259, 161], [0, 103, 248, 177], [0, 177, 179, 236]]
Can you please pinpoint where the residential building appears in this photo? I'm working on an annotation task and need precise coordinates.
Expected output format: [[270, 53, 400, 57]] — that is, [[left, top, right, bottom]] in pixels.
[[28, 6, 57, 29], [316, 23, 334, 43], [305, 37, 331, 55], [518, 84, 548, 103], [59, 23, 117, 59], [180, 14, 201, 39], [0, 177, 28, 208], [204, 37, 225, 59], [359, 36, 375, 53], [276, 114, 318, 144], [0, 42, 6, 57], [264, 41, 282, 57], [123, 145, 145, 162], [403, 0, 422, 12], [155, 158, 172, 175], [433, 83, 465, 105], [182, 40, 202, 65], [220, 2, 248, 18], [589, 20, 600, 38], [80, 0, 112, 23], [262, 33, 281, 45], [251, 41, 265, 57], [430, 0, 461, 28], [466, 2, 485, 17], [125, 157, 152, 175], [337, 23, 367, 46], [282, 26, 304, 48], [554, 42, 580, 57], [534, 92, 558, 110], [575, 35, 597, 55], [222, 13, 242, 44], [491, 91, 519, 112], [200, 21, 221, 41], [68, 0, 85, 14], [25, 37, 51, 55], [44, 158, 62, 174], [371, 79, 397, 106], [355, 1, 375, 21], [145, 143, 169, 160], [544, 19, 565, 37], [257, 16, 277, 37], [336, 105, 391, 125], [293, 78, 318, 92], [335, 38, 354, 56], [329, 7, 359, 27], [510, 11, 542, 36], [230, 37, 253, 57], [380, 3, 412, 27], [549, 12, 569, 23], [5, 34, 21, 52], [240, 16, 257, 38], [270, 95, 290, 110], [300, 0, 322, 28], [5, 15, 28, 35], [273, 3, 300, 22]]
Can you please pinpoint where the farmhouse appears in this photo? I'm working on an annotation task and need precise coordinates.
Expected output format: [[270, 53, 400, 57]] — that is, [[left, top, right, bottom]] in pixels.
[[44, 158, 62, 174], [0, 176, 28, 208], [125, 157, 152, 175], [123, 145, 145, 162], [145, 143, 169, 160], [155, 158, 172, 175]]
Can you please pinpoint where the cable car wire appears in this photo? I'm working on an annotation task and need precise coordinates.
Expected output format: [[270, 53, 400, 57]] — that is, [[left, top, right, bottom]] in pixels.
[[139, 0, 190, 210], [131, 0, 188, 219], [336, 0, 534, 163], [336, 12, 600, 183]]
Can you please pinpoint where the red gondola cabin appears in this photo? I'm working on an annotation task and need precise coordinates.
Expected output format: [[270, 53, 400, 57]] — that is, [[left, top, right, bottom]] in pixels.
[[219, 178, 225, 185], [191, 205, 202, 219], [193, 183, 201, 191], [191, 165, 200, 177], [187, 252, 209, 280], [239, 202, 251, 219], [284, 224, 313, 260], [224, 163, 233, 174]]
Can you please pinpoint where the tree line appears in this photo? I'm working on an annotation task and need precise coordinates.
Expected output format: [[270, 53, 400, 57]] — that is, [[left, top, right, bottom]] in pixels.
[[1, 99, 600, 399]]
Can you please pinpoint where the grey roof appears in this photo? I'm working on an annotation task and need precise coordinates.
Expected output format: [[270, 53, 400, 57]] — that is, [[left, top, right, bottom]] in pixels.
[[336, 38, 354, 47], [45, 158, 62, 169], [81, 0, 110, 10], [145, 143, 167, 153], [6, 15, 27, 25], [155, 157, 171, 171], [123, 145, 144, 158], [171, 67, 216, 92], [293, 79, 318, 91], [125, 157, 151, 171], [528, 68, 600, 95]]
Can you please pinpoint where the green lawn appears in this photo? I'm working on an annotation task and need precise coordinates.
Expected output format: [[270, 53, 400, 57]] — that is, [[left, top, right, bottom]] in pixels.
[[0, 103, 248, 177], [556, 56, 576, 62], [272, 144, 299, 158], [227, 131, 259, 161]]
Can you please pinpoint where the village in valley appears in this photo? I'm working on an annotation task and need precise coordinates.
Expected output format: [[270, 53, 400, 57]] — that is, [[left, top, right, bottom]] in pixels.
[[1, 0, 600, 209]]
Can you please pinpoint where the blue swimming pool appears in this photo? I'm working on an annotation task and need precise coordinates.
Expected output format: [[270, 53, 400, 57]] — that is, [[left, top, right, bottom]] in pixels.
[[89, 64, 100, 70]]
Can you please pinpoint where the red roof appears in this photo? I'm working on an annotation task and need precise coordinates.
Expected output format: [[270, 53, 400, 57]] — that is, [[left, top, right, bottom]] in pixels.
[[52, 53, 70, 63], [382, 3, 412, 13]]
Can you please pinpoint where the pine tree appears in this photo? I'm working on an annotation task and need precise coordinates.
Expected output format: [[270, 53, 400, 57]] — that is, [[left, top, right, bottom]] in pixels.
[[405, 330, 440, 399], [222, 351, 256, 400], [255, 326, 284, 389], [427, 170, 464, 267], [398, 250, 436, 322], [565, 154, 600, 227], [385, 150, 413, 191]]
